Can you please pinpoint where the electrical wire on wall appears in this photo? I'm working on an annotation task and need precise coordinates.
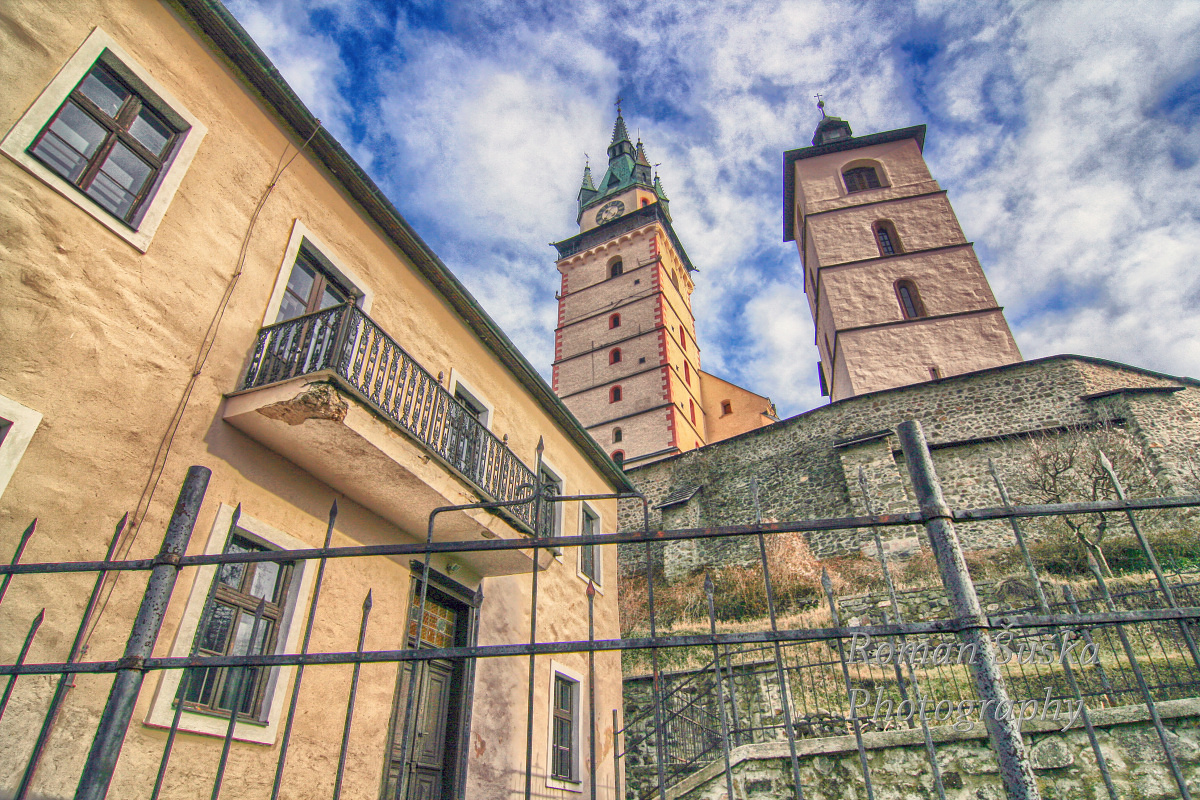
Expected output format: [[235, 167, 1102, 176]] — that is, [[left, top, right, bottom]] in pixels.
[[81, 122, 324, 653]]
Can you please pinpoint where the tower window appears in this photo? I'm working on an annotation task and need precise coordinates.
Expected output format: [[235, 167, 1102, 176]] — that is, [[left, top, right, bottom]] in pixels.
[[689, 399, 696, 425], [895, 280, 926, 320], [612, 428, 622, 443], [609, 258, 623, 279], [929, 366, 942, 380], [721, 400, 732, 416], [843, 166, 881, 194], [874, 221, 901, 256], [611, 451, 625, 468], [684, 361, 691, 384], [610, 386, 622, 403], [610, 348, 621, 365], [679, 325, 686, 350], [609, 314, 620, 329]]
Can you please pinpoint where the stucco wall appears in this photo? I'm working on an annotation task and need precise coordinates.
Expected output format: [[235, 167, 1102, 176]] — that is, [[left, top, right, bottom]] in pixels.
[[0, 1, 624, 797]]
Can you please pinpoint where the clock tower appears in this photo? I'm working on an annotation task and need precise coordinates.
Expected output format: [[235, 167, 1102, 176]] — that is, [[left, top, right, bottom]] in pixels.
[[552, 109, 777, 469]]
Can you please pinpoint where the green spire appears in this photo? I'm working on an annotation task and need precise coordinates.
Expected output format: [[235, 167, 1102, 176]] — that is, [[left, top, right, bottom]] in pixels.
[[577, 160, 598, 207], [654, 173, 668, 201], [635, 138, 650, 167]]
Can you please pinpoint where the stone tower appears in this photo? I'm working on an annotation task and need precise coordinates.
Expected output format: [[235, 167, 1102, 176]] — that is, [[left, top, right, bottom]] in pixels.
[[784, 111, 1022, 402], [551, 111, 709, 469]]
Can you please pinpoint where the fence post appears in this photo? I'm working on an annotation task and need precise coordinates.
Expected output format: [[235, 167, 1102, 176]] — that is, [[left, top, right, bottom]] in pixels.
[[74, 466, 211, 800], [896, 422, 1041, 800]]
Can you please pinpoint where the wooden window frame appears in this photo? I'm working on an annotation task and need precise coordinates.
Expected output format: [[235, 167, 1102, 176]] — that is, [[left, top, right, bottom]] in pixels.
[[27, 61, 180, 226], [609, 258, 624, 279], [843, 166, 882, 194], [0, 29, 207, 252], [578, 504, 601, 589], [275, 246, 358, 323], [546, 662, 584, 788], [179, 534, 294, 721]]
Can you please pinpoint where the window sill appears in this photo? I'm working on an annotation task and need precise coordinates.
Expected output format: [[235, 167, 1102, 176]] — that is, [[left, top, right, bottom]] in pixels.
[[546, 777, 583, 793]]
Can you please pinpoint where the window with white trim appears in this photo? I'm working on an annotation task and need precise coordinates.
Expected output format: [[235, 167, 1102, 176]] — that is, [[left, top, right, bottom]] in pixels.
[[0, 395, 43, 502], [1, 29, 206, 252], [546, 661, 584, 790], [145, 505, 313, 744], [578, 505, 601, 588]]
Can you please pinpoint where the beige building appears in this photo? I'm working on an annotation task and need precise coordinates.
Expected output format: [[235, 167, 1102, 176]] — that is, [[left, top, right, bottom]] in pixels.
[[785, 110, 1023, 401], [552, 113, 777, 469], [0, 1, 630, 798]]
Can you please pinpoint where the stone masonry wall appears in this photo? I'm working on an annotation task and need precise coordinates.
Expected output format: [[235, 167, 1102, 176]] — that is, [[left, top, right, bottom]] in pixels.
[[667, 704, 1200, 800], [618, 356, 1198, 579]]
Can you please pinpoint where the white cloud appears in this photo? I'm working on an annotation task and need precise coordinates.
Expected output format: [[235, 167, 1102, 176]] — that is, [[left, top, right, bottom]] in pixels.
[[228, 0, 1200, 422]]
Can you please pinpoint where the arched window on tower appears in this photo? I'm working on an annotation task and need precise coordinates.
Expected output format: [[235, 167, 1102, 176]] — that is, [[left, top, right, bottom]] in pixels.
[[610, 348, 621, 365], [679, 325, 686, 350], [611, 451, 625, 468], [684, 361, 691, 385], [874, 221, 901, 256], [689, 399, 697, 425], [610, 386, 622, 403], [609, 258, 624, 279], [843, 165, 882, 193], [609, 313, 620, 329], [612, 428, 623, 443], [895, 280, 926, 320]]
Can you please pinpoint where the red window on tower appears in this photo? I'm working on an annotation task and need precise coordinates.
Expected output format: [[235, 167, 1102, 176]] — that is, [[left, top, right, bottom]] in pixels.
[[684, 361, 691, 384], [610, 348, 621, 364], [610, 386, 622, 403], [689, 399, 696, 424], [609, 314, 621, 329]]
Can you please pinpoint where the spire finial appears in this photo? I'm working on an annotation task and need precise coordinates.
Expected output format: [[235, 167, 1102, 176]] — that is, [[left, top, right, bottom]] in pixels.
[[615, 95, 623, 116], [815, 93, 826, 117]]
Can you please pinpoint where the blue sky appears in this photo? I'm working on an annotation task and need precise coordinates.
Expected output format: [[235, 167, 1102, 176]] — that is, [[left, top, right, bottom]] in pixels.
[[227, 0, 1200, 418]]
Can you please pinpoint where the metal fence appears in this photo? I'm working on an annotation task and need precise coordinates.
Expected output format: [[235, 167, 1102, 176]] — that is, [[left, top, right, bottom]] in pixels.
[[1, 420, 1199, 800]]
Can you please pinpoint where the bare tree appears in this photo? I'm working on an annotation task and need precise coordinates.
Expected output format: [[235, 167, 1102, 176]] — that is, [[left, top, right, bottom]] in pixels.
[[1013, 425, 1156, 578]]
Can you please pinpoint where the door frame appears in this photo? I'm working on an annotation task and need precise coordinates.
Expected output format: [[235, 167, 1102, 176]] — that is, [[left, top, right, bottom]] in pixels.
[[381, 562, 481, 800]]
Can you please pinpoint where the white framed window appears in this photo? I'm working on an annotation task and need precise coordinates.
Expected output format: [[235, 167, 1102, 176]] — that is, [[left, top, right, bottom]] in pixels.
[[1, 28, 207, 252], [447, 369, 494, 429], [577, 504, 604, 593], [546, 660, 584, 791], [145, 504, 315, 744], [537, 459, 565, 543], [262, 220, 372, 326], [0, 395, 43, 501]]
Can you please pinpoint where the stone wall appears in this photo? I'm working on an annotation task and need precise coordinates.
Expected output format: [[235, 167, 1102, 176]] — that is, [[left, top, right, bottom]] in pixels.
[[618, 356, 1200, 580], [665, 700, 1200, 800]]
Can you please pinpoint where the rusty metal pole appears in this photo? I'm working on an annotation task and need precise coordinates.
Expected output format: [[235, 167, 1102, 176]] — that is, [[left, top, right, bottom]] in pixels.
[[75, 465, 211, 800], [896, 422, 1040, 800]]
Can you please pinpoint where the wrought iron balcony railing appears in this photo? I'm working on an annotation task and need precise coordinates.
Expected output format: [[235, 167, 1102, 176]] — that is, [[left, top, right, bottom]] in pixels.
[[241, 304, 537, 530]]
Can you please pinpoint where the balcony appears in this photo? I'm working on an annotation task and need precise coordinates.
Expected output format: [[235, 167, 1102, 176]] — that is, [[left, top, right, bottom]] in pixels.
[[223, 304, 545, 576]]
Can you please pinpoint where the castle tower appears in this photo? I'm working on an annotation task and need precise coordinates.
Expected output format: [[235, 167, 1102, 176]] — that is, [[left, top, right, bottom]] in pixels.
[[784, 110, 1022, 401], [551, 110, 709, 469]]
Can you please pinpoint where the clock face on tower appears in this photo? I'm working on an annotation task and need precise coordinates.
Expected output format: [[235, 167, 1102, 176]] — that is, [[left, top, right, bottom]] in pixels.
[[596, 200, 625, 224]]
